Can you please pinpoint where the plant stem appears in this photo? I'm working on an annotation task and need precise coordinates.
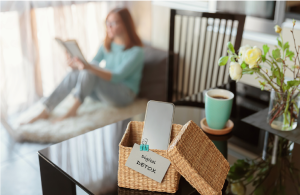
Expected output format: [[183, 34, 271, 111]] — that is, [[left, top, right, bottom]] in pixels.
[[260, 68, 281, 88], [269, 104, 285, 125], [257, 71, 279, 92], [291, 26, 300, 66]]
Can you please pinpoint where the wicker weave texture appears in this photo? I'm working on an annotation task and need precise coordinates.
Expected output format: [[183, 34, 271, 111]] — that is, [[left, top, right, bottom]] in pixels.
[[118, 121, 182, 193], [118, 187, 171, 195], [167, 120, 230, 195]]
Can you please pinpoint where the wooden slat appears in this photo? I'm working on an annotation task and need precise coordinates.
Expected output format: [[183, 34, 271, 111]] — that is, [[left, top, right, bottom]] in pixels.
[[186, 17, 196, 99], [215, 19, 228, 86], [209, 18, 221, 89], [204, 18, 215, 89], [181, 16, 190, 99]]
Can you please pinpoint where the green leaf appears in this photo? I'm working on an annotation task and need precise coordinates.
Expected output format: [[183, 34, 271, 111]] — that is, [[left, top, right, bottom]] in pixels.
[[273, 68, 283, 79], [259, 80, 266, 90], [277, 78, 281, 86], [245, 67, 259, 75], [287, 80, 300, 88], [272, 68, 283, 86], [263, 44, 269, 55], [236, 159, 250, 167], [246, 174, 253, 182], [262, 55, 266, 62], [230, 55, 235, 62], [218, 56, 228, 66], [241, 62, 247, 69], [272, 49, 281, 59], [283, 42, 289, 51], [228, 159, 250, 180], [242, 69, 254, 75], [227, 42, 235, 53], [276, 58, 283, 63], [286, 49, 295, 61], [254, 186, 265, 195], [277, 37, 282, 48]]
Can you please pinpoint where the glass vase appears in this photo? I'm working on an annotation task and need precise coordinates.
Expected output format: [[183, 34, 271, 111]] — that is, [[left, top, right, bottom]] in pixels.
[[267, 89, 300, 131]]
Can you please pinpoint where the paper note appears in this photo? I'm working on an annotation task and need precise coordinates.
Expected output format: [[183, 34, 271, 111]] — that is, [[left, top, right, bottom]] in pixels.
[[125, 143, 171, 183]]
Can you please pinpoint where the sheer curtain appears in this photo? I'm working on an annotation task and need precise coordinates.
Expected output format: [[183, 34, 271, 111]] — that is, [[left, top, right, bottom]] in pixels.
[[0, 1, 151, 118]]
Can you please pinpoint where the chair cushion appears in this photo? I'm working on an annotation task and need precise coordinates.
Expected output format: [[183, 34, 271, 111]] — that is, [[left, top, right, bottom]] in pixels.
[[138, 45, 168, 101]]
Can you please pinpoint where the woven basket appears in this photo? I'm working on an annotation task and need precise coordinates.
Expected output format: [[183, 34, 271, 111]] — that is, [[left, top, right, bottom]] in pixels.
[[167, 120, 230, 195], [118, 187, 170, 195], [118, 121, 182, 193]]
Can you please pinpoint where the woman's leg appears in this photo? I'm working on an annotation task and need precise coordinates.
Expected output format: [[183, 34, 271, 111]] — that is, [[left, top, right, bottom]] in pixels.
[[93, 77, 136, 107], [56, 70, 137, 121], [24, 70, 80, 124], [43, 70, 80, 112], [55, 70, 99, 121]]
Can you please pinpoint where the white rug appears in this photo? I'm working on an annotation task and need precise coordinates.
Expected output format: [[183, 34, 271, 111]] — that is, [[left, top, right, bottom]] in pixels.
[[8, 95, 148, 143]]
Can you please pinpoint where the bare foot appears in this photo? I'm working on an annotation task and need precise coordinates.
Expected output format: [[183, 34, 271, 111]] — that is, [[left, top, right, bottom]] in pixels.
[[53, 98, 81, 123], [53, 111, 77, 123], [21, 109, 49, 125]]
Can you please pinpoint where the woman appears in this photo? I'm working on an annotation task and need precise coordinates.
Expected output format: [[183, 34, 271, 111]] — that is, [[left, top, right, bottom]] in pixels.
[[26, 7, 144, 123]]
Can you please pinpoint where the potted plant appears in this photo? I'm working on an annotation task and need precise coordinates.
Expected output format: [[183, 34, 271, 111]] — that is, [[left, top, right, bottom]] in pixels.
[[219, 20, 300, 131]]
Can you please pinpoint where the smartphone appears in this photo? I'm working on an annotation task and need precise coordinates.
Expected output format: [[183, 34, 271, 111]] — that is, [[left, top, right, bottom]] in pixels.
[[141, 101, 175, 150]]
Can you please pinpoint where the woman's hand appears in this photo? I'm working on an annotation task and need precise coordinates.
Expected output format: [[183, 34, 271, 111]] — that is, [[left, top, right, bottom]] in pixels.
[[66, 52, 77, 69], [75, 57, 91, 70]]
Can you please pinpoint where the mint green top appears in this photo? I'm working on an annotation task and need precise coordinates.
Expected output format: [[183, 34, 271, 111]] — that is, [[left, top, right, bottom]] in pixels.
[[90, 42, 144, 95]]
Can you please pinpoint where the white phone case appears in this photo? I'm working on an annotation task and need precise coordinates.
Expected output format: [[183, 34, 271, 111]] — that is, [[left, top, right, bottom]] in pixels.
[[141, 100, 175, 150]]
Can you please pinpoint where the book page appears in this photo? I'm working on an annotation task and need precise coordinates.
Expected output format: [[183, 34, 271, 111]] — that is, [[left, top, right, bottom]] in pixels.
[[64, 41, 88, 65]]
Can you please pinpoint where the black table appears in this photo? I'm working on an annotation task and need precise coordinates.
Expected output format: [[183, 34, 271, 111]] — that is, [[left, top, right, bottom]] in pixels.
[[38, 102, 300, 195], [38, 107, 230, 195], [242, 108, 300, 145]]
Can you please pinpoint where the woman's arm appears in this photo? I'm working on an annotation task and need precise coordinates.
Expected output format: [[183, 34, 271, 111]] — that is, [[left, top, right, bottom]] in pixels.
[[87, 65, 112, 81], [75, 47, 143, 82], [75, 58, 112, 81], [90, 45, 105, 66]]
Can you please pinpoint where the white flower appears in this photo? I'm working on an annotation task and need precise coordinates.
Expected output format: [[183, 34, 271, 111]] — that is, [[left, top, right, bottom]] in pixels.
[[245, 46, 262, 68], [229, 62, 242, 81], [274, 25, 282, 33], [238, 45, 251, 64]]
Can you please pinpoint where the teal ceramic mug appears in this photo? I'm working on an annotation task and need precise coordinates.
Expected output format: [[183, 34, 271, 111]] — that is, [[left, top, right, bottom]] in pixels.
[[205, 89, 234, 129]]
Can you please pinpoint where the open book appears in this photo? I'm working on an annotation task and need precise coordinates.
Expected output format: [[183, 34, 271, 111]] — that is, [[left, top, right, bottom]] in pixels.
[[55, 37, 88, 65]]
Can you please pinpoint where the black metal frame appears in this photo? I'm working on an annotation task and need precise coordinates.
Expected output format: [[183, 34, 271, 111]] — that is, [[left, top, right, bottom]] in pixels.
[[167, 9, 246, 113]]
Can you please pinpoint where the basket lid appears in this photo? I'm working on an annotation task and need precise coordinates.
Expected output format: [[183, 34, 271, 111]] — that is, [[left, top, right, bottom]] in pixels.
[[167, 120, 230, 195]]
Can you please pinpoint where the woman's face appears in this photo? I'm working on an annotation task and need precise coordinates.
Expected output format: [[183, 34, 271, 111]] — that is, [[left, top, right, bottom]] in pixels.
[[106, 13, 125, 39]]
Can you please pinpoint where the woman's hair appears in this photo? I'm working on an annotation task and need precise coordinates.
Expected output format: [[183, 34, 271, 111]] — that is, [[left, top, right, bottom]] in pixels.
[[104, 7, 143, 51]]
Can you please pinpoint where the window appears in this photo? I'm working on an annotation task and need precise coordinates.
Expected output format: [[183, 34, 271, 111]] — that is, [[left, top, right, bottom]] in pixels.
[[285, 1, 300, 20], [0, 11, 29, 114]]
